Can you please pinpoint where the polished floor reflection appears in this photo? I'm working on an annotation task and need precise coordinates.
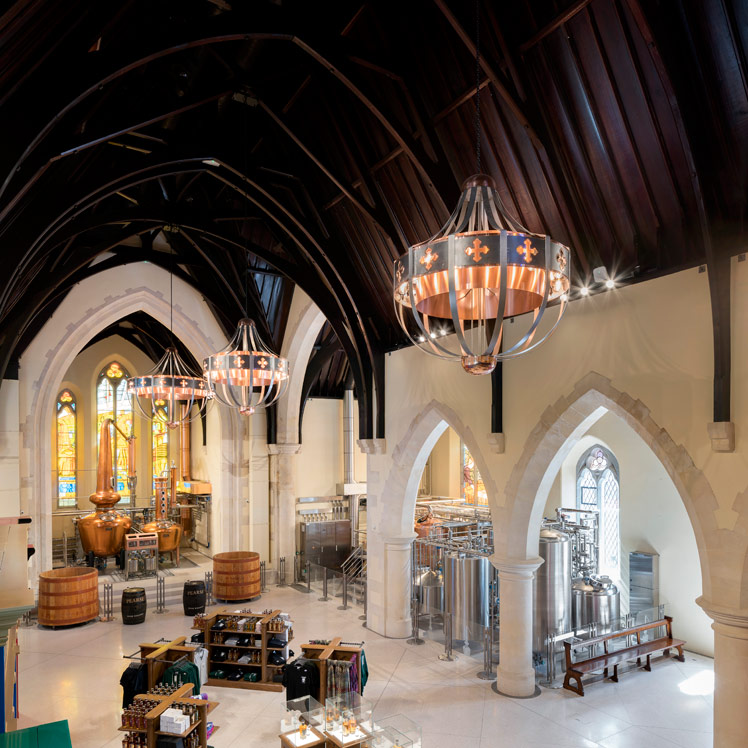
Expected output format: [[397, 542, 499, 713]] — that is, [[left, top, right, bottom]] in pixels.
[[17, 585, 713, 747]]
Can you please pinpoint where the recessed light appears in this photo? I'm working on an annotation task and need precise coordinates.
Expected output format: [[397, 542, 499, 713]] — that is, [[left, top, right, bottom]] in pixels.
[[580, 287, 589, 297], [605, 279, 615, 289]]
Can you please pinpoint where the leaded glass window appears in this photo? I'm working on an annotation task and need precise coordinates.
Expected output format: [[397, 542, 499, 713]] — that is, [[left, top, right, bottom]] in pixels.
[[96, 361, 133, 502], [462, 444, 487, 505], [56, 390, 77, 507], [576, 446, 620, 580]]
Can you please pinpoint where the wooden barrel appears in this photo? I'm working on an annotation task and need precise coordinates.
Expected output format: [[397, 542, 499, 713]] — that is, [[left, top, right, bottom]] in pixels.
[[183, 580, 206, 615], [213, 551, 261, 601], [121, 587, 147, 624], [38, 567, 99, 627]]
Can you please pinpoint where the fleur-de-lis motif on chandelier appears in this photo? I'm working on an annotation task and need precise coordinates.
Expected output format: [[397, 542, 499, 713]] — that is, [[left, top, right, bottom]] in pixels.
[[517, 239, 538, 263], [556, 249, 567, 270], [419, 248, 438, 270], [258, 358, 268, 369], [466, 238, 489, 262]]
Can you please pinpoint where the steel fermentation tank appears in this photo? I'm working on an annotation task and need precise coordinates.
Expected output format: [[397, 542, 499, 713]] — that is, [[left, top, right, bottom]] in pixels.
[[533, 527, 572, 653], [572, 575, 620, 630], [443, 552, 490, 642]]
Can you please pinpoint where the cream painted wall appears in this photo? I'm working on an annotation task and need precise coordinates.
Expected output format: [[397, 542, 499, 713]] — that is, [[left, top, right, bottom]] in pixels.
[[542, 413, 713, 655], [429, 427, 461, 498], [296, 398, 367, 499]]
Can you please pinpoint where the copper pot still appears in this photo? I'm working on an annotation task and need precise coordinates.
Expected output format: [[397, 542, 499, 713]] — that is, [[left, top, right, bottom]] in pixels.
[[78, 419, 133, 557], [141, 519, 182, 552], [142, 466, 182, 553]]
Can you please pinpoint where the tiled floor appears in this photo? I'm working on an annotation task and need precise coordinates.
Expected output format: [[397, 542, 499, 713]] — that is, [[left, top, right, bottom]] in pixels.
[[17, 585, 714, 747]]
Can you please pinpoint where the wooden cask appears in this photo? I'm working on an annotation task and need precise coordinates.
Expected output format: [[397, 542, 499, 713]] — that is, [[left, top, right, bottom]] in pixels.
[[38, 567, 99, 627], [121, 587, 147, 624], [213, 551, 261, 601]]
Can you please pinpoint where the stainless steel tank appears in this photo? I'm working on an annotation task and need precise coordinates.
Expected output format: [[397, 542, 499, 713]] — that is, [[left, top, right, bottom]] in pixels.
[[444, 552, 490, 642], [533, 527, 572, 653], [572, 575, 620, 631], [416, 568, 444, 615]]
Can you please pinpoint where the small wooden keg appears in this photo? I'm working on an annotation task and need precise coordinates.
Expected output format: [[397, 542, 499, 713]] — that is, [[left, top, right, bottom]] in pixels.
[[121, 587, 147, 624], [183, 580, 206, 615], [213, 551, 261, 601], [38, 567, 99, 627]]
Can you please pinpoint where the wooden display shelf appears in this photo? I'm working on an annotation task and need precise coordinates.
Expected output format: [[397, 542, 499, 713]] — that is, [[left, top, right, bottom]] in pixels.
[[206, 677, 283, 692], [299, 638, 364, 703], [193, 607, 291, 693], [116, 683, 220, 748]]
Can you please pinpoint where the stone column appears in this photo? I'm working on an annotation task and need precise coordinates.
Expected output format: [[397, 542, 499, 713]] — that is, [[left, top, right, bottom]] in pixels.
[[698, 599, 748, 747], [492, 556, 543, 698], [267, 443, 300, 578]]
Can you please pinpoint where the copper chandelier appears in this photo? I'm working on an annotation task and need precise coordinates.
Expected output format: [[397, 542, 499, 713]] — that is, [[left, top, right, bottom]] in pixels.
[[393, 173, 571, 375]]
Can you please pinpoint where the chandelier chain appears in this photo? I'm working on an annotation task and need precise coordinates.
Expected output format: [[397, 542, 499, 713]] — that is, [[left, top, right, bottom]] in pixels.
[[475, 0, 481, 174]]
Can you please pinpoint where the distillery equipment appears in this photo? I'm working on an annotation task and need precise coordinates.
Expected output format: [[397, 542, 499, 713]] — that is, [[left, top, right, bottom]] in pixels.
[[444, 551, 491, 643], [77, 419, 133, 561], [416, 567, 444, 615], [533, 527, 572, 654], [142, 464, 183, 563], [571, 575, 620, 631]]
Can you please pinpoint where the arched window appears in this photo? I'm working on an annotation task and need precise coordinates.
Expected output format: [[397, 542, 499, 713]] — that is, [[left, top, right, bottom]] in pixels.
[[56, 390, 77, 507], [96, 361, 133, 502], [576, 446, 620, 579], [152, 400, 169, 487], [462, 444, 487, 505]]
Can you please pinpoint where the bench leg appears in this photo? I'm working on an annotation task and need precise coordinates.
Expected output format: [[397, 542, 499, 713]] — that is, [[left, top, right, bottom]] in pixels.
[[610, 664, 619, 683], [563, 671, 584, 697], [663, 648, 670, 657], [636, 656, 641, 667], [644, 654, 651, 672], [675, 645, 685, 663]]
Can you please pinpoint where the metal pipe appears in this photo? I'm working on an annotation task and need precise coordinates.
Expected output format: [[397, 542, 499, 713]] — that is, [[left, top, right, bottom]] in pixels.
[[343, 389, 355, 484], [338, 575, 349, 610], [260, 560, 267, 591], [439, 612, 455, 661], [319, 567, 329, 601], [180, 406, 191, 481]]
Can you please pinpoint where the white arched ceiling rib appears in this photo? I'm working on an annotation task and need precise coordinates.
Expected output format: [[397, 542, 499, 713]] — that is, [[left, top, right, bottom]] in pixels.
[[276, 288, 326, 445]]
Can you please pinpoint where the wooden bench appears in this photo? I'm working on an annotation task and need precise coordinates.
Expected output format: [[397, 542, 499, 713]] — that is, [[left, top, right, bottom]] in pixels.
[[563, 616, 685, 696]]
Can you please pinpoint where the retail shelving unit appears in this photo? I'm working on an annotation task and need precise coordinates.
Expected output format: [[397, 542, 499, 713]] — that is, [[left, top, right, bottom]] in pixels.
[[193, 607, 292, 693], [117, 683, 219, 747], [299, 638, 363, 703]]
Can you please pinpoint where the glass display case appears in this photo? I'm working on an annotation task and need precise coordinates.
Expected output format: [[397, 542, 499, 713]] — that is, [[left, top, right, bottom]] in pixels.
[[375, 715, 421, 748], [363, 726, 414, 748], [281, 696, 324, 737], [324, 692, 374, 745]]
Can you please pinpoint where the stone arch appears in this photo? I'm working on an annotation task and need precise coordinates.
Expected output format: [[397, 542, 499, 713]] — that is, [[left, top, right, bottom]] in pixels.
[[276, 289, 326, 444], [499, 371, 718, 600], [381, 398, 499, 538], [19, 263, 242, 576]]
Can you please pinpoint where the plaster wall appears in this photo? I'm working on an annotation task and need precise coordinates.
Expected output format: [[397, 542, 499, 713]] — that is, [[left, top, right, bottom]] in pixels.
[[296, 398, 367, 499], [429, 427, 461, 498], [0, 380, 20, 517]]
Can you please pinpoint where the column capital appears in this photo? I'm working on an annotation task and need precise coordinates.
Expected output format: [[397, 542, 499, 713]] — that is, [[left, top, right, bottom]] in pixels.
[[697, 596, 748, 636], [490, 555, 543, 580], [357, 438, 386, 455], [384, 532, 417, 547], [267, 442, 301, 455]]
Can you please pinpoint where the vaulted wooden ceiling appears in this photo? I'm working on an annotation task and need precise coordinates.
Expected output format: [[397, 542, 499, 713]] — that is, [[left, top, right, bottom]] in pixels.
[[0, 0, 745, 435]]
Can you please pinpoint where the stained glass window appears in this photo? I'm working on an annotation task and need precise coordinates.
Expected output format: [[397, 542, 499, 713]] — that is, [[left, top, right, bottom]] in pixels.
[[576, 446, 620, 580], [152, 401, 169, 488], [56, 390, 77, 507], [462, 444, 487, 505], [96, 361, 133, 502]]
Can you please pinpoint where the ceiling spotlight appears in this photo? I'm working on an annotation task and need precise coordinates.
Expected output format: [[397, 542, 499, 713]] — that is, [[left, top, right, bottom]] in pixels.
[[605, 278, 615, 289], [579, 287, 589, 297], [430, 332, 437, 339], [418, 335, 426, 343], [440, 329, 448, 336]]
